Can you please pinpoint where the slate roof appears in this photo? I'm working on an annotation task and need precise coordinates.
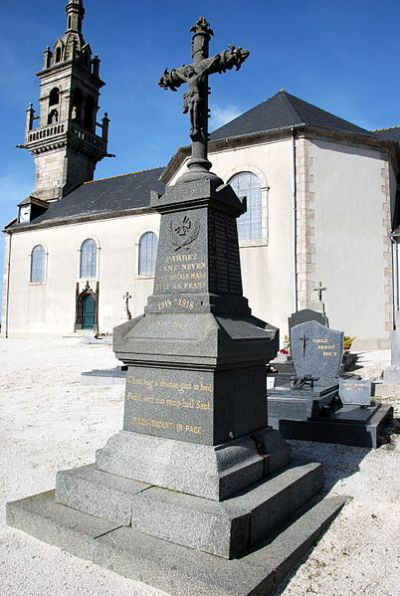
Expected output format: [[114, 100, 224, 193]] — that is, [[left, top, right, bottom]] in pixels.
[[210, 90, 369, 140], [18, 167, 165, 227], [373, 127, 400, 142]]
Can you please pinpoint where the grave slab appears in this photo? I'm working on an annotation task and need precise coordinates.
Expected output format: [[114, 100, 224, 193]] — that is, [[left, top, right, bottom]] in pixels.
[[279, 403, 394, 448]]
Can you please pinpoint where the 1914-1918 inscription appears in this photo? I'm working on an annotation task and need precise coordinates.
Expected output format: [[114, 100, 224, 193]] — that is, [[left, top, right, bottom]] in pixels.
[[123, 366, 214, 444]]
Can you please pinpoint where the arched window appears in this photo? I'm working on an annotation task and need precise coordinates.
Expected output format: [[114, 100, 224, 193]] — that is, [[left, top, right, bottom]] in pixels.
[[228, 172, 262, 242], [138, 232, 158, 275], [30, 245, 46, 283], [55, 46, 62, 63], [84, 96, 96, 131], [49, 88, 60, 106], [80, 239, 97, 278]]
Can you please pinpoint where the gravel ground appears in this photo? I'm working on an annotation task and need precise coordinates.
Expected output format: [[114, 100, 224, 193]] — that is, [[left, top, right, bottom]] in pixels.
[[0, 337, 399, 596]]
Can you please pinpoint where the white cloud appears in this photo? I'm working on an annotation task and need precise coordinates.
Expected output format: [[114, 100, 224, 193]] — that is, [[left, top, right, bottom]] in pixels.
[[210, 105, 242, 130]]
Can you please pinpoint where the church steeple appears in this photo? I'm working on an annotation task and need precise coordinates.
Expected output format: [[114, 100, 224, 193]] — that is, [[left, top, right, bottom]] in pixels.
[[19, 0, 110, 203], [66, 0, 85, 34]]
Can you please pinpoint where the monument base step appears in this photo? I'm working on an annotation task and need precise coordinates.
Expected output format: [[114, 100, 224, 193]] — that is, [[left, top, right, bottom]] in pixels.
[[94, 428, 291, 501], [279, 404, 394, 448], [55, 460, 323, 559], [7, 490, 346, 596]]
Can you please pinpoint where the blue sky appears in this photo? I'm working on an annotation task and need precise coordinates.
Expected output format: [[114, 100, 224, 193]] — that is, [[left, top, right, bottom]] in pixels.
[[1, 0, 400, 311]]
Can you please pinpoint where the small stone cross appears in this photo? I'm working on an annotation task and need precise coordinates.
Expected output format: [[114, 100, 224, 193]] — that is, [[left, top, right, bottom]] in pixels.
[[159, 17, 249, 181]]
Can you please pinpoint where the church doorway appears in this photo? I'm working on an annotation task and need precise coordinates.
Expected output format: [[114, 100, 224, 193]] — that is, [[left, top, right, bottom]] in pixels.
[[75, 282, 99, 332], [82, 294, 96, 329]]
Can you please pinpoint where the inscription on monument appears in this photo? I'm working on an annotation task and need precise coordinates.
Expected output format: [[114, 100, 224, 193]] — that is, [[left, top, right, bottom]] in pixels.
[[123, 366, 214, 444], [154, 252, 208, 295]]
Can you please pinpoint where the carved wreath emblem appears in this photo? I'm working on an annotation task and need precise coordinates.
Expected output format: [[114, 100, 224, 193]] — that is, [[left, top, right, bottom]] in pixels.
[[169, 215, 200, 251]]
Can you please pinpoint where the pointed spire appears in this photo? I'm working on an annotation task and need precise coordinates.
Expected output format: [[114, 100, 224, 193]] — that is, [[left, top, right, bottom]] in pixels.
[[66, 0, 85, 33]]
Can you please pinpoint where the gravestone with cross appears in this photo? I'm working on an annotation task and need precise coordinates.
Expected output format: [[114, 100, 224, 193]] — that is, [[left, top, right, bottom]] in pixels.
[[7, 17, 346, 594], [291, 320, 344, 383], [273, 321, 393, 447]]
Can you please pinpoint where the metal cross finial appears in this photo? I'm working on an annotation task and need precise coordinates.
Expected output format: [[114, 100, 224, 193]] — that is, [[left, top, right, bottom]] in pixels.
[[159, 17, 249, 181], [123, 292, 132, 320], [313, 281, 327, 302], [298, 334, 310, 358]]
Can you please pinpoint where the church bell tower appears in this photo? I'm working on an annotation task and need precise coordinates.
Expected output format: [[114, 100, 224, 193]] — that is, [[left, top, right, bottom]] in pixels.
[[20, 0, 110, 203]]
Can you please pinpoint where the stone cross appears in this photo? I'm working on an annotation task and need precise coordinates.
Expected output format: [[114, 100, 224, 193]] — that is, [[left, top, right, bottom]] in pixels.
[[159, 17, 249, 181]]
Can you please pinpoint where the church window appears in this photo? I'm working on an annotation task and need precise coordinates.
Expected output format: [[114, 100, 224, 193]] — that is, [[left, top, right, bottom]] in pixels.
[[30, 245, 46, 283], [228, 172, 262, 242], [55, 47, 62, 63], [49, 88, 60, 106], [80, 239, 97, 278], [138, 232, 158, 276]]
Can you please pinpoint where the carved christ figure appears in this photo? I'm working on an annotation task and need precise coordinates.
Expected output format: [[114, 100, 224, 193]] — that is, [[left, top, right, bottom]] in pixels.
[[159, 46, 250, 142]]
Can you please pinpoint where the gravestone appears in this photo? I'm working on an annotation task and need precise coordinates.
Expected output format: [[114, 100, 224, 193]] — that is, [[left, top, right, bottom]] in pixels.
[[277, 324, 393, 448], [288, 308, 328, 339], [268, 323, 344, 432], [291, 320, 343, 384], [339, 379, 372, 406], [7, 17, 346, 596], [271, 309, 328, 386]]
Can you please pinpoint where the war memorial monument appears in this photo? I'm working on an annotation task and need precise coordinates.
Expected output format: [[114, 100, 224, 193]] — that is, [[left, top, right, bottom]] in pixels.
[[7, 18, 347, 595]]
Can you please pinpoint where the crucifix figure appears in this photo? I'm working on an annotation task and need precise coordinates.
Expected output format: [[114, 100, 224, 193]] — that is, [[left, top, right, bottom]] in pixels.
[[159, 17, 249, 181], [298, 333, 310, 358]]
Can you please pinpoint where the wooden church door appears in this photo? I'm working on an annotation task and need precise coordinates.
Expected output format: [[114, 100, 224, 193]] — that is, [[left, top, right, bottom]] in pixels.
[[82, 295, 96, 329]]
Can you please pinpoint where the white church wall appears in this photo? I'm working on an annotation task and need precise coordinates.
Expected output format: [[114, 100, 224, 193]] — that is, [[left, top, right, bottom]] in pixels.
[[169, 139, 296, 338], [310, 137, 392, 348], [5, 211, 161, 336]]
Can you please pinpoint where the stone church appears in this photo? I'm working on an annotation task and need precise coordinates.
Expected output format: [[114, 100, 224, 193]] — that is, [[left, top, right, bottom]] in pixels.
[[2, 0, 400, 349]]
